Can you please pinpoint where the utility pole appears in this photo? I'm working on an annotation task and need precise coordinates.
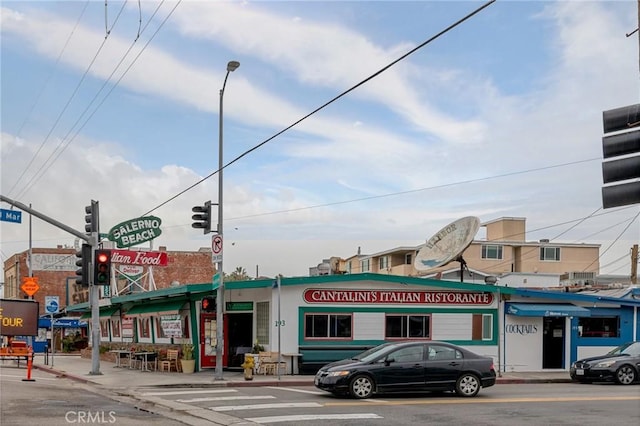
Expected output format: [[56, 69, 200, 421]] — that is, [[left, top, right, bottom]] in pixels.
[[631, 244, 638, 285]]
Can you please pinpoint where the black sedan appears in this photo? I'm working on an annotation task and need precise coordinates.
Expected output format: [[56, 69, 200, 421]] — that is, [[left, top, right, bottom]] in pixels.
[[570, 341, 640, 385], [314, 341, 496, 398]]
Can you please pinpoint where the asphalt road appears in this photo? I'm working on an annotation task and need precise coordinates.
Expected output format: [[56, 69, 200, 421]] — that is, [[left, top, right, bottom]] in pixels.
[[135, 382, 640, 425], [0, 365, 190, 426]]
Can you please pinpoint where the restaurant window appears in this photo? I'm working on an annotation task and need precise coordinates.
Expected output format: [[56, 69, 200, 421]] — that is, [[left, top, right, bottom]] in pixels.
[[481, 244, 503, 260], [578, 316, 620, 338], [156, 318, 167, 339], [386, 314, 431, 339], [361, 259, 370, 272], [182, 315, 190, 338], [139, 317, 151, 338], [540, 246, 560, 261], [472, 314, 493, 340], [112, 319, 121, 338], [305, 314, 352, 339], [256, 302, 270, 346], [100, 320, 109, 338]]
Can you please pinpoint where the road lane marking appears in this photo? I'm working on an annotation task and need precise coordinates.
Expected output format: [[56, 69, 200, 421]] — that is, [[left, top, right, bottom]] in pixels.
[[212, 402, 323, 412], [246, 413, 383, 424], [177, 395, 276, 403], [141, 389, 238, 396], [265, 386, 324, 395], [324, 395, 640, 407]]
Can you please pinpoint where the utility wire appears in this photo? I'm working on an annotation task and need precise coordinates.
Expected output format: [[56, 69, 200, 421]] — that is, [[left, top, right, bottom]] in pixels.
[[15, 1, 178, 200], [11, 1, 129, 201], [142, 0, 497, 216], [6, 1, 91, 198], [224, 158, 599, 222]]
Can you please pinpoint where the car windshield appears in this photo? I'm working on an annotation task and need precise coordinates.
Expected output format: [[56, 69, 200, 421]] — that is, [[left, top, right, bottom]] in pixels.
[[352, 343, 399, 362], [607, 342, 640, 356]]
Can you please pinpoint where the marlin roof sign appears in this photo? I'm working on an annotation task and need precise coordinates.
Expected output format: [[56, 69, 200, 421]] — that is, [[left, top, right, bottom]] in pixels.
[[108, 216, 162, 248]]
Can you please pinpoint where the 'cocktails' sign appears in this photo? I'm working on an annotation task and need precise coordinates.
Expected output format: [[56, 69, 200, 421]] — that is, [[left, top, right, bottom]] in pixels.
[[108, 216, 162, 248]]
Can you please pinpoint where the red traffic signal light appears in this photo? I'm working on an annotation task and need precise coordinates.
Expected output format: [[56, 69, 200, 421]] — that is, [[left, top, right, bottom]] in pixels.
[[94, 249, 112, 286]]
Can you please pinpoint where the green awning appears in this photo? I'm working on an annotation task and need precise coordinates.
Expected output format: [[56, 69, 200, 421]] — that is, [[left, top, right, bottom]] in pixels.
[[125, 299, 186, 317], [80, 306, 120, 319]]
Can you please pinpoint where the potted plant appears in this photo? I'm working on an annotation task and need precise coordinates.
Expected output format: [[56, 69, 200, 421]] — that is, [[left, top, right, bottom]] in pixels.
[[180, 343, 195, 374]]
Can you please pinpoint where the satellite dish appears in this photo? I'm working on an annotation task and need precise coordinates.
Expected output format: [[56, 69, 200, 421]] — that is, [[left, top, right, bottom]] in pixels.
[[414, 216, 480, 274]]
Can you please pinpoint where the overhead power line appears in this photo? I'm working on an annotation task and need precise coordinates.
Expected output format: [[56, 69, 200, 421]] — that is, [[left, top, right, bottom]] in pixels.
[[142, 0, 498, 216]]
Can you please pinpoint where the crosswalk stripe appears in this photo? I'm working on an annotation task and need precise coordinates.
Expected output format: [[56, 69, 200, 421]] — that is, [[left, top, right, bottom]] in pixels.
[[265, 386, 324, 395], [141, 389, 237, 396], [177, 395, 276, 403], [246, 413, 383, 424], [211, 402, 322, 412]]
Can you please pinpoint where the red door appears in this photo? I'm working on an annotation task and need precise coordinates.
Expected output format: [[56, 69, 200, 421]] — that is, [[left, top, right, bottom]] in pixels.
[[200, 313, 229, 368]]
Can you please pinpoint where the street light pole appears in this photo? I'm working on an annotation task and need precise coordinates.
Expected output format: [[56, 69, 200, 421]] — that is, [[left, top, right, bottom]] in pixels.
[[215, 60, 239, 381]]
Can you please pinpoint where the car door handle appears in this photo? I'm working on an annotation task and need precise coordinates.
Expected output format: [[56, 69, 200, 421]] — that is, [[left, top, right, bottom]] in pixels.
[[413, 364, 422, 368], [448, 362, 460, 366]]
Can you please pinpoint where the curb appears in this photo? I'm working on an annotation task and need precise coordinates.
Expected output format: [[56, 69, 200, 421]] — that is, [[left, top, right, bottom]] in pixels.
[[34, 364, 572, 387]]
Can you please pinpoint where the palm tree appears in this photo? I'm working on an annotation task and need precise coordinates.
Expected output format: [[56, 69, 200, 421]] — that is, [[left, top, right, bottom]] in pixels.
[[226, 266, 250, 281]]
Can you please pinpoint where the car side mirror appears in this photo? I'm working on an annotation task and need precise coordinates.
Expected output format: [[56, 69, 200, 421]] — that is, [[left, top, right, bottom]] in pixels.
[[385, 357, 395, 365]]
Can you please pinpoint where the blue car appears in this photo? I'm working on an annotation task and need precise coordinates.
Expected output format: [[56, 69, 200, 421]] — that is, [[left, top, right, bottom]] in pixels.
[[570, 342, 640, 385], [314, 341, 496, 399]]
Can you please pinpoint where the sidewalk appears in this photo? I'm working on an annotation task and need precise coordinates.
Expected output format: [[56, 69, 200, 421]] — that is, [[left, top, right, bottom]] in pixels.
[[29, 353, 572, 389]]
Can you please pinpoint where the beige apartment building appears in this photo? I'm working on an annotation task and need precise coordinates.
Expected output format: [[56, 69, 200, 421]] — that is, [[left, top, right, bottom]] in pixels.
[[341, 217, 600, 278]]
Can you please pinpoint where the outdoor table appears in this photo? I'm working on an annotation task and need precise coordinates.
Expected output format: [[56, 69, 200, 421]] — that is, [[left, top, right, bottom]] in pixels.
[[133, 352, 155, 372], [109, 350, 132, 368]]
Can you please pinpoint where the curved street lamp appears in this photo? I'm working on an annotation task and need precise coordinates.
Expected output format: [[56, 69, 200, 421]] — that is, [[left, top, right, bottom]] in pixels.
[[216, 60, 239, 380]]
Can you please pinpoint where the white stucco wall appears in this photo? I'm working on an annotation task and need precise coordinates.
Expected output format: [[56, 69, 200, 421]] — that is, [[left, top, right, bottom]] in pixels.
[[432, 313, 472, 340], [353, 312, 385, 340], [503, 316, 543, 371]]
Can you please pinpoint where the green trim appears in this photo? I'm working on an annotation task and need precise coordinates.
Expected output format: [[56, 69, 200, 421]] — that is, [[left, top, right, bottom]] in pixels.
[[126, 299, 186, 315], [80, 306, 119, 319]]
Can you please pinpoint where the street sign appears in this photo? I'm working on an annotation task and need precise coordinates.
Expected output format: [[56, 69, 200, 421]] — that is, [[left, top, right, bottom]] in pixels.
[[212, 235, 223, 264], [21, 277, 40, 296], [0, 208, 22, 223], [45, 296, 60, 314]]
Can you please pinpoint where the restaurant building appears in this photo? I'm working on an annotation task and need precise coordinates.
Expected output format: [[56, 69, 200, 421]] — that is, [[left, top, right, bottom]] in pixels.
[[66, 272, 639, 374]]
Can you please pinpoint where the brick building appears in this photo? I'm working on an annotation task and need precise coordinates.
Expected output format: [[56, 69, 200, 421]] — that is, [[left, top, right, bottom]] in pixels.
[[3, 245, 215, 316]]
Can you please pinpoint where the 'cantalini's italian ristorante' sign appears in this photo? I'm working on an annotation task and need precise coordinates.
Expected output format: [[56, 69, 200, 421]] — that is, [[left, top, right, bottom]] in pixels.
[[303, 289, 493, 305]]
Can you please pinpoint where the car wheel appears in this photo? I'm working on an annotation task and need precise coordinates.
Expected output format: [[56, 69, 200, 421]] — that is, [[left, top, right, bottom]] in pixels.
[[615, 365, 637, 385], [349, 374, 374, 399], [455, 373, 480, 397]]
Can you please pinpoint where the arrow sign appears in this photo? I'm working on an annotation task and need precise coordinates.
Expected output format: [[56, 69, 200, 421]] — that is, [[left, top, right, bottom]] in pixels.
[[212, 235, 223, 264], [212, 235, 223, 254]]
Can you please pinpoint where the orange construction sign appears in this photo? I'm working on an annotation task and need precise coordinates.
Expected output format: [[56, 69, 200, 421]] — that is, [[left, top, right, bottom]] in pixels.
[[21, 277, 40, 296]]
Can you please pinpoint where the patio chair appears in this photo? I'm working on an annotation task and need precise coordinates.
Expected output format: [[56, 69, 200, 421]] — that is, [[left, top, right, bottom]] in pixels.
[[159, 349, 180, 372], [257, 351, 274, 375]]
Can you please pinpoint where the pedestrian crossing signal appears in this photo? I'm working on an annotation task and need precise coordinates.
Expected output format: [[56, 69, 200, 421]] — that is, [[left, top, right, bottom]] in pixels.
[[202, 296, 215, 312]]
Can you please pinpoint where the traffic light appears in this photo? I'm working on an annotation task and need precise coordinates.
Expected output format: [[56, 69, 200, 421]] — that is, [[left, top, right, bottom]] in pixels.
[[202, 296, 216, 312], [75, 244, 91, 287], [602, 103, 640, 208], [192, 200, 212, 234], [85, 200, 99, 235], [94, 249, 112, 286]]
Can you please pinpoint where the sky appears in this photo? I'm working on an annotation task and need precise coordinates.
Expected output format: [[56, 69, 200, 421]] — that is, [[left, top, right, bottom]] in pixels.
[[1, 0, 639, 281]]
